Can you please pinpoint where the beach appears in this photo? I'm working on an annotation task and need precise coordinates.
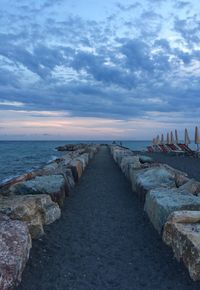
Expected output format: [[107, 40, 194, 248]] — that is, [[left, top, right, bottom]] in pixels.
[[146, 152, 200, 181]]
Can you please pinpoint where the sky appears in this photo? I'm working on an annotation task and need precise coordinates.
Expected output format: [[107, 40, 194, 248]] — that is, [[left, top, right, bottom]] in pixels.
[[0, 0, 200, 140]]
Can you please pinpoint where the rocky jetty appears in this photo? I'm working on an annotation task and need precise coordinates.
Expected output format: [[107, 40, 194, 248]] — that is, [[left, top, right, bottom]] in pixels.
[[0, 143, 99, 290], [56, 143, 92, 152], [110, 145, 200, 281]]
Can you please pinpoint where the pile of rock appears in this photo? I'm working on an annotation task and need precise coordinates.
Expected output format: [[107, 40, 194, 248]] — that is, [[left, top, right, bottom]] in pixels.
[[56, 143, 93, 152], [0, 144, 99, 290], [110, 145, 200, 281]]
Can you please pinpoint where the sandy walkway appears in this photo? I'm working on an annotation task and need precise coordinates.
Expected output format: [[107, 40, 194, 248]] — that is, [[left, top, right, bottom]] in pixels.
[[16, 146, 200, 290]]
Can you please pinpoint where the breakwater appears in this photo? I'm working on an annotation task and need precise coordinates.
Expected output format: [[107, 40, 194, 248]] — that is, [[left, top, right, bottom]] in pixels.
[[2, 143, 200, 289], [110, 145, 200, 281], [0, 143, 99, 290], [0, 141, 153, 184]]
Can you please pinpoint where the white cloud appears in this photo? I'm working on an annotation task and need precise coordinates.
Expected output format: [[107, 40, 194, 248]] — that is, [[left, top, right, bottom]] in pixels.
[[0, 100, 25, 107]]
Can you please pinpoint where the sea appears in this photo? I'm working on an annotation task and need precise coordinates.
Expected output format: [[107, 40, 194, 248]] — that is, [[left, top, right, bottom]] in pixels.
[[0, 140, 198, 185], [0, 140, 150, 184]]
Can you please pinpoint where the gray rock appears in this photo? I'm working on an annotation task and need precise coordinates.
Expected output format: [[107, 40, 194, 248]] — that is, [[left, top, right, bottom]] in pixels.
[[130, 166, 176, 202], [0, 194, 61, 238], [161, 164, 189, 187], [139, 155, 153, 164], [76, 153, 89, 170], [144, 188, 200, 234], [120, 156, 141, 178], [179, 179, 200, 195], [86, 146, 98, 159], [69, 159, 83, 181], [112, 147, 133, 165], [163, 211, 200, 281], [65, 168, 75, 189], [10, 175, 66, 207], [0, 214, 31, 290], [37, 162, 75, 194]]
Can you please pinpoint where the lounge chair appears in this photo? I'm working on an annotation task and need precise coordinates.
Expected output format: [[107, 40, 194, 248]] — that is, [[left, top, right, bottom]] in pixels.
[[147, 146, 154, 153], [165, 144, 185, 155], [177, 143, 195, 156], [158, 144, 169, 153]]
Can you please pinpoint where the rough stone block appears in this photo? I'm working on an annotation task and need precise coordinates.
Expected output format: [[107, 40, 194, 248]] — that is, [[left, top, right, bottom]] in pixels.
[[163, 211, 200, 281], [144, 188, 200, 234], [120, 156, 141, 178], [0, 194, 61, 238], [0, 214, 32, 290], [10, 175, 66, 207]]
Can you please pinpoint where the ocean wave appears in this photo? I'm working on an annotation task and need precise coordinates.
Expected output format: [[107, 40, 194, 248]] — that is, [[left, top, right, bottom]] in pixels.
[[0, 175, 19, 185], [47, 155, 59, 164], [0, 167, 35, 186], [0, 154, 61, 186]]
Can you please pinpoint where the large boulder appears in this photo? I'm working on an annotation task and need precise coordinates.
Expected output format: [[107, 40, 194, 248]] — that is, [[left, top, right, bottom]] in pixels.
[[120, 156, 142, 178], [86, 146, 98, 159], [163, 211, 200, 281], [35, 162, 75, 193], [69, 159, 83, 182], [139, 155, 153, 164], [179, 179, 200, 195], [130, 166, 175, 202], [0, 214, 31, 290], [144, 188, 200, 234], [129, 164, 188, 202], [0, 172, 35, 196], [61, 153, 73, 165], [76, 153, 89, 170], [162, 164, 189, 187], [112, 147, 133, 165], [0, 194, 61, 238], [9, 174, 66, 207], [56, 143, 86, 151], [64, 168, 75, 189]]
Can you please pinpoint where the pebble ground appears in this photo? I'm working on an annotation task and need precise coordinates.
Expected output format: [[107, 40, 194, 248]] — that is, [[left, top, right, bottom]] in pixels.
[[16, 146, 200, 290]]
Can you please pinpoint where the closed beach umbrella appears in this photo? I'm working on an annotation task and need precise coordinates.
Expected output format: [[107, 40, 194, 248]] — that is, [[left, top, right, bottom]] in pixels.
[[175, 129, 179, 144], [170, 131, 174, 144], [161, 134, 164, 144], [166, 133, 170, 144], [156, 135, 160, 145], [184, 128, 191, 145], [195, 126, 200, 150]]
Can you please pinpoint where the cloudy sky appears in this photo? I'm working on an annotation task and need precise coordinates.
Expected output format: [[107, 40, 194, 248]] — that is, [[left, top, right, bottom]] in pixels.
[[0, 0, 200, 140]]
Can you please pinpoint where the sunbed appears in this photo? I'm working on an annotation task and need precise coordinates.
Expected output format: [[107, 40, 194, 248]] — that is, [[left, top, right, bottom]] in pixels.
[[147, 146, 155, 153], [177, 143, 195, 156]]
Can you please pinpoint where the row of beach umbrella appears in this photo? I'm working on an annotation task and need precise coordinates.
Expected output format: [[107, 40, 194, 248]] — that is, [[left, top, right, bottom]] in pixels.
[[153, 127, 200, 149]]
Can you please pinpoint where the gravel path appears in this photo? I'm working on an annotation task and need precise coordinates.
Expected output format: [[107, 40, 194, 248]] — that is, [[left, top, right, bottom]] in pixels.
[[16, 146, 200, 290]]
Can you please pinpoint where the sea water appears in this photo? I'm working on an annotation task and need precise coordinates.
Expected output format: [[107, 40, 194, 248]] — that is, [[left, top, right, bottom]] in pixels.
[[0, 140, 151, 184]]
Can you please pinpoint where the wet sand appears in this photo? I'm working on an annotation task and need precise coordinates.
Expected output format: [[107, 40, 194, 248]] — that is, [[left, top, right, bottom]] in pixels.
[[16, 146, 200, 290]]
